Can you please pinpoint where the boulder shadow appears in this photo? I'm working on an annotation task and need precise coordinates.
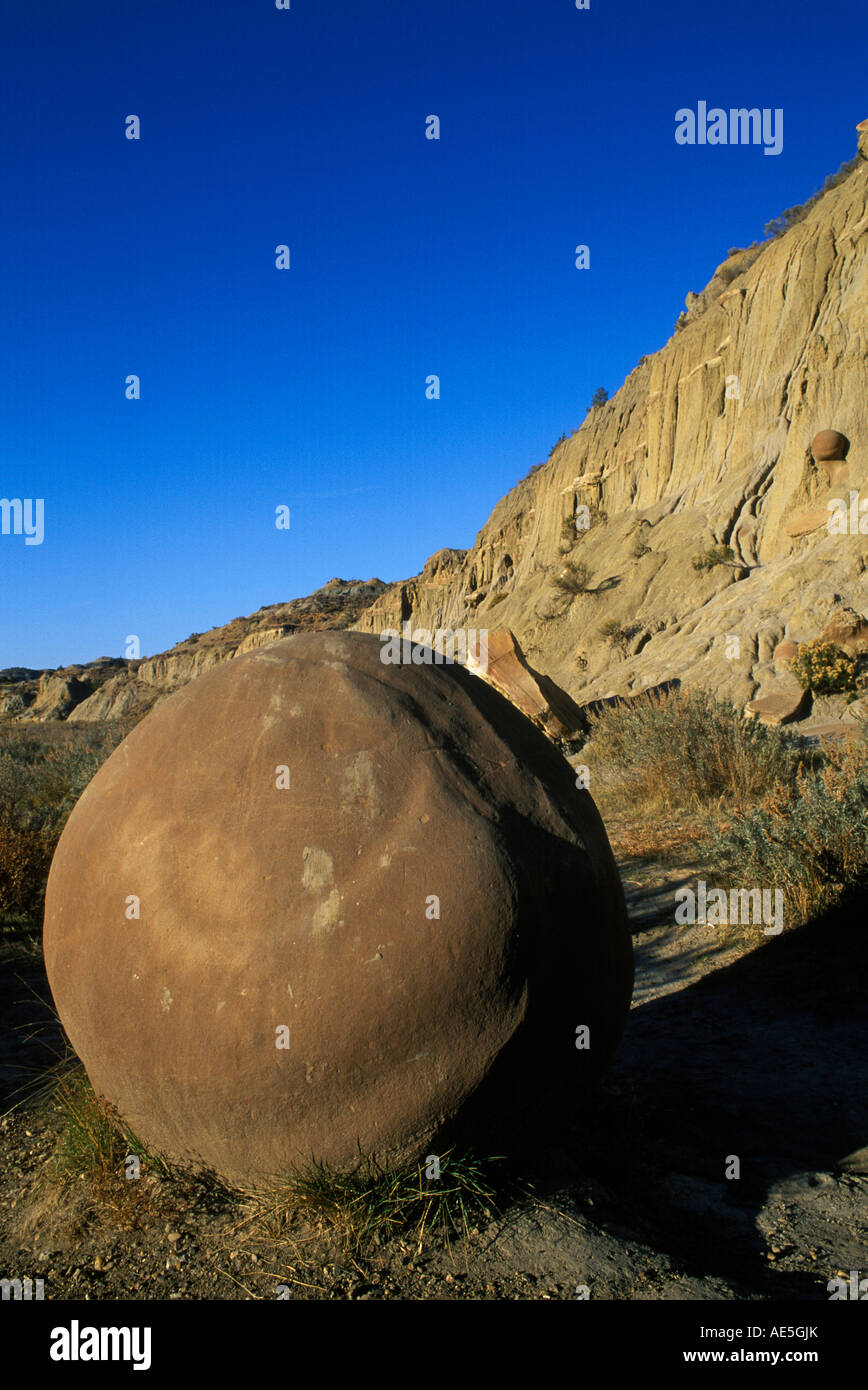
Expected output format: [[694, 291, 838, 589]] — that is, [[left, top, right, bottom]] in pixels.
[[561, 893, 868, 1296]]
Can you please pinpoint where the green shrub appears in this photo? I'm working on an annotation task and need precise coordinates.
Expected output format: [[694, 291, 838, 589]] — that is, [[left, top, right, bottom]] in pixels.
[[47, 1064, 172, 1228], [710, 739, 868, 927], [598, 619, 632, 655], [587, 687, 800, 809], [552, 559, 593, 595], [788, 639, 858, 697], [692, 545, 736, 573], [0, 724, 124, 836], [764, 156, 862, 239], [559, 516, 578, 552]]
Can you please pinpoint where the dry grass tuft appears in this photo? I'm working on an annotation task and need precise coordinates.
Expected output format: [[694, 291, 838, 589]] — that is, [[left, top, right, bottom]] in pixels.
[[240, 1149, 516, 1256], [44, 1063, 172, 1229]]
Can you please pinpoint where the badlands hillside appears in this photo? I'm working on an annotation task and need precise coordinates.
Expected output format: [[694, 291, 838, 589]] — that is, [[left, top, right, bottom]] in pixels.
[[4, 124, 867, 730], [355, 124, 868, 726], [0, 580, 387, 724]]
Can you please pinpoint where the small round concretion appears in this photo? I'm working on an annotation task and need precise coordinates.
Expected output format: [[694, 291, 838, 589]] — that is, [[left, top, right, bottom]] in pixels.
[[773, 640, 799, 662], [811, 429, 849, 462], [43, 631, 633, 1182]]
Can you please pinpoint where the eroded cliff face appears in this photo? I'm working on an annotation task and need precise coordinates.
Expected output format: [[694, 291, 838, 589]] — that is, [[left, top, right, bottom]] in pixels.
[[354, 137, 868, 712]]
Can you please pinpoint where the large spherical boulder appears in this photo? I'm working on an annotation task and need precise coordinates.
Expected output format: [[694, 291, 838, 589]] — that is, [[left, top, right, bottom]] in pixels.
[[43, 632, 632, 1183]]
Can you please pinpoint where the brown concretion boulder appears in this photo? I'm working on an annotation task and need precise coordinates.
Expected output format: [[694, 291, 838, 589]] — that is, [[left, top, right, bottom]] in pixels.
[[773, 640, 799, 662], [43, 631, 632, 1183], [811, 429, 850, 462], [811, 429, 851, 484]]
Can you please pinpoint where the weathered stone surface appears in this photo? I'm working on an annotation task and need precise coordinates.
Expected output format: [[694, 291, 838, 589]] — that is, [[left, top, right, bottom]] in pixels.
[[842, 697, 868, 724], [838, 1144, 868, 1174], [796, 720, 862, 745], [785, 509, 831, 538], [817, 604, 868, 656], [43, 631, 633, 1183], [822, 460, 851, 486], [67, 674, 153, 724], [20, 674, 93, 722], [744, 688, 811, 725], [466, 629, 584, 740]]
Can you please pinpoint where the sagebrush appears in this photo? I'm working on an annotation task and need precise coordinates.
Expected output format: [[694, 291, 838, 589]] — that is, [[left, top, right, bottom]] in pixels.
[[588, 687, 801, 809], [710, 738, 868, 928]]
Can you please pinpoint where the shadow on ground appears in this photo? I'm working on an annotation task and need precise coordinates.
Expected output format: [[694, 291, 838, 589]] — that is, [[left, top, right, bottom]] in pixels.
[[556, 893, 868, 1297], [0, 938, 66, 1111]]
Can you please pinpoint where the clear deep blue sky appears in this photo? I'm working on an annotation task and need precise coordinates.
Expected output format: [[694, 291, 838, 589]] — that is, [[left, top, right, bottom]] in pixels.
[[1, 0, 864, 668]]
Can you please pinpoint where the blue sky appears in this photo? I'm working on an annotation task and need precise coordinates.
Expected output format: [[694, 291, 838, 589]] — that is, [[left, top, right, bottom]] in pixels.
[[1, 0, 864, 668]]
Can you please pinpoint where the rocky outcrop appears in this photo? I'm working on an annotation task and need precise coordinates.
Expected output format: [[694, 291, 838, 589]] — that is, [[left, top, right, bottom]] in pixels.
[[43, 631, 633, 1182], [817, 603, 868, 656], [745, 689, 810, 726], [352, 133, 868, 723], [467, 629, 585, 741], [1, 580, 387, 724], [10, 659, 131, 722]]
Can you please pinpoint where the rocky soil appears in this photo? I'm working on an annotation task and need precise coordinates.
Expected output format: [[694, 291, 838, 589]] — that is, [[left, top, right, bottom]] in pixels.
[[2, 831, 864, 1302]]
